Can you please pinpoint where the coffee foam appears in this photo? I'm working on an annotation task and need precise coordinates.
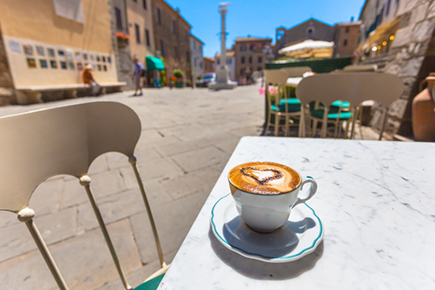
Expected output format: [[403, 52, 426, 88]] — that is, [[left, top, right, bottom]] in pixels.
[[229, 161, 301, 194]]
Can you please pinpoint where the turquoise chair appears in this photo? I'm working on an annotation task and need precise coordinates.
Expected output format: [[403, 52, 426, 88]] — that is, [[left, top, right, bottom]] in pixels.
[[0, 102, 168, 290], [264, 69, 305, 137]]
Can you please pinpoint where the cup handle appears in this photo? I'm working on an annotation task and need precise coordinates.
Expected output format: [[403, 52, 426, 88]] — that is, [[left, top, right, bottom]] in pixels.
[[293, 176, 317, 207]]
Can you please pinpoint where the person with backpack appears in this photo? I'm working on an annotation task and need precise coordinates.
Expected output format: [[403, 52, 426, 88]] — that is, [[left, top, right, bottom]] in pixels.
[[132, 57, 145, 96]]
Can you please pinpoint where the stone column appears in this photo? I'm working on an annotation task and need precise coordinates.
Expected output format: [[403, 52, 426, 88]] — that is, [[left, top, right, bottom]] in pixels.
[[209, 3, 237, 90]]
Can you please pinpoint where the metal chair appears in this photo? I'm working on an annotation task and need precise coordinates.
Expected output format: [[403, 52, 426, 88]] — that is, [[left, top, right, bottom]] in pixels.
[[0, 101, 169, 290], [296, 72, 404, 139], [264, 69, 305, 137]]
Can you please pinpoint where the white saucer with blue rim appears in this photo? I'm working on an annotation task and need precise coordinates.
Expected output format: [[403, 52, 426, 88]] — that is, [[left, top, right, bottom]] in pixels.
[[210, 193, 323, 263]]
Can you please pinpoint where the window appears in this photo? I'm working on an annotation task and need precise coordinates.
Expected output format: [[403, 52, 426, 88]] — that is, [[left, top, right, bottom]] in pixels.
[[306, 26, 315, 36], [250, 44, 255, 51], [240, 68, 244, 75], [145, 29, 150, 47], [115, 7, 122, 31], [241, 56, 245, 64], [200, 62, 203, 69], [143, 0, 147, 10], [249, 56, 252, 63], [227, 59, 231, 64], [241, 45, 246, 51], [343, 39, 348, 46], [135, 24, 140, 44], [258, 56, 262, 63], [160, 40, 164, 56], [174, 46, 178, 58], [186, 51, 190, 62], [217, 59, 220, 65], [157, 8, 161, 25], [173, 20, 176, 34]]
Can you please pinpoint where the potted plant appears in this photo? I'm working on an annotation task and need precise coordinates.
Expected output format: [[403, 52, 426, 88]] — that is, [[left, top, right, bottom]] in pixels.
[[115, 32, 130, 49], [173, 69, 184, 88]]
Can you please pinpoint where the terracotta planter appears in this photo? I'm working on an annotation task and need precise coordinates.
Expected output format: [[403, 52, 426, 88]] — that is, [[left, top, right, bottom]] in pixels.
[[412, 74, 435, 142]]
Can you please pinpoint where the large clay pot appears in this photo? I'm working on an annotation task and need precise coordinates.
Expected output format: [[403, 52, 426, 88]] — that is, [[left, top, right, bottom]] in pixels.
[[412, 74, 435, 141]]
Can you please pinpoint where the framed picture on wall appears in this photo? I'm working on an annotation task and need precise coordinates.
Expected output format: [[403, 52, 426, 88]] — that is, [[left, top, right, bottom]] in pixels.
[[66, 49, 73, 60], [96, 55, 100, 62], [102, 56, 106, 62], [47, 48, 55, 57], [83, 53, 88, 61], [77, 62, 83, 71], [58, 49, 65, 59], [68, 61, 75, 70], [97, 64, 101, 71], [89, 54, 94, 61], [9, 41, 21, 53], [39, 59, 48, 68], [50, 60, 58, 69], [23, 45, 34, 55], [36, 46, 45, 56], [26, 58, 37, 68], [103, 65, 107, 71], [60, 61, 67, 69], [75, 51, 81, 60], [107, 56, 111, 63]]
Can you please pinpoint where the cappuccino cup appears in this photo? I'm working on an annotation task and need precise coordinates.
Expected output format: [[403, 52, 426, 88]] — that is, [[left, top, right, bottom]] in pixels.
[[228, 161, 317, 233]]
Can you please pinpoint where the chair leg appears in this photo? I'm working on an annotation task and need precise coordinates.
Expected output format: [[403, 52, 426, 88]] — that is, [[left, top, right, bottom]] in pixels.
[[274, 115, 280, 137], [312, 119, 318, 137], [284, 116, 290, 137], [321, 110, 328, 138], [18, 208, 69, 290], [80, 175, 133, 290], [129, 156, 167, 269]]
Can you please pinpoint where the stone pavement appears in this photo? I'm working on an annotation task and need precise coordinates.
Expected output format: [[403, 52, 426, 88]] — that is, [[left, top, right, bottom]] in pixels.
[[0, 82, 383, 290]]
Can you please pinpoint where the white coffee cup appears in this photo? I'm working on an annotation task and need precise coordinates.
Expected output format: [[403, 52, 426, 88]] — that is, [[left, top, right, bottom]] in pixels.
[[228, 162, 317, 233]]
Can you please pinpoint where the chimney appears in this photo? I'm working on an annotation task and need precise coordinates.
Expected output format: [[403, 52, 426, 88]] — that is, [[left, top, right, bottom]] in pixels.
[[351, 16, 354, 22]]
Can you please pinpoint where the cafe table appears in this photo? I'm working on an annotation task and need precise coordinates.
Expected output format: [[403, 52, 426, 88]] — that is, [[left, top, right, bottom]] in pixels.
[[158, 137, 435, 290], [286, 77, 303, 87]]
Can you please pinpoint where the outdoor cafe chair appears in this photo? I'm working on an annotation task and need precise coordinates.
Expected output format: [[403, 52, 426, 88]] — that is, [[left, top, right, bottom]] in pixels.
[[0, 101, 169, 290], [280, 66, 312, 77], [296, 72, 404, 139], [264, 69, 305, 137]]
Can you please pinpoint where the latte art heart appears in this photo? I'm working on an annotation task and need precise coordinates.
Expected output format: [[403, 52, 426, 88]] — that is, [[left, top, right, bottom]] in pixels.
[[240, 167, 283, 185], [229, 161, 301, 194]]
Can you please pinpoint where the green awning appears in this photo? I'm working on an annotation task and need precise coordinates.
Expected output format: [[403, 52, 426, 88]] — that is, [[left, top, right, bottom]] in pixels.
[[146, 56, 165, 70]]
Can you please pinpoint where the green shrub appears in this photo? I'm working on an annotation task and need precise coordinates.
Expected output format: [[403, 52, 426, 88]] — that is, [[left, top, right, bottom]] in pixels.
[[173, 69, 184, 79]]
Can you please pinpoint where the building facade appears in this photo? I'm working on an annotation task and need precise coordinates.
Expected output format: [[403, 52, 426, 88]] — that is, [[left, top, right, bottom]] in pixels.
[[0, 0, 120, 104], [233, 36, 272, 81], [354, 0, 435, 137], [151, 0, 192, 84], [203, 57, 214, 74], [125, 0, 155, 62], [333, 21, 361, 57], [190, 34, 204, 81], [274, 18, 335, 58], [214, 50, 235, 81]]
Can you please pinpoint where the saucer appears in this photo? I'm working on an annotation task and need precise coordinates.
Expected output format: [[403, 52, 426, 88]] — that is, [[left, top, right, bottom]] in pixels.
[[210, 193, 323, 263]]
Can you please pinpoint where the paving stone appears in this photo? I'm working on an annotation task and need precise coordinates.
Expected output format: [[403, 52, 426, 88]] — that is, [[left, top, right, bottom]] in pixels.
[[130, 192, 209, 265], [0, 219, 141, 290], [136, 157, 184, 180], [170, 146, 228, 172], [28, 177, 64, 216], [88, 170, 126, 199], [0, 207, 77, 263], [88, 154, 109, 174], [59, 177, 88, 209], [160, 166, 222, 201]]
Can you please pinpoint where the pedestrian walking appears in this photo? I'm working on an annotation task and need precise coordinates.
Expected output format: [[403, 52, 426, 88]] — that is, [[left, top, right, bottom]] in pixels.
[[132, 57, 145, 96]]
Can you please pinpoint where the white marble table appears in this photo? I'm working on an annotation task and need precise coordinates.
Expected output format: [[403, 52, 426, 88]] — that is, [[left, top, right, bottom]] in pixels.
[[158, 137, 435, 290]]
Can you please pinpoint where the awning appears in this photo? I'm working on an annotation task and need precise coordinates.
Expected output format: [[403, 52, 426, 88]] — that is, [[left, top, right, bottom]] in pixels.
[[356, 15, 402, 52], [278, 40, 334, 59], [146, 56, 165, 70]]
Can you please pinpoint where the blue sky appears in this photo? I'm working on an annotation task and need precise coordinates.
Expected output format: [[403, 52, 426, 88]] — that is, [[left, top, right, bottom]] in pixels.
[[167, 0, 366, 57]]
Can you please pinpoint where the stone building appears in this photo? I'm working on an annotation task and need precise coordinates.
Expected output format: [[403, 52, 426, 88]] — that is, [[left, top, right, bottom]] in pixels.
[[190, 34, 204, 81], [354, 0, 435, 137], [125, 0, 155, 65], [274, 18, 335, 57], [151, 0, 192, 83], [233, 36, 272, 80], [333, 21, 361, 57], [203, 57, 215, 74], [0, 0, 126, 104], [214, 50, 236, 81]]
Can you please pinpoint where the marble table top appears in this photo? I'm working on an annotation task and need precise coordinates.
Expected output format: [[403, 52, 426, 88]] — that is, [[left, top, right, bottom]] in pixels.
[[158, 137, 435, 290], [286, 77, 303, 87]]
